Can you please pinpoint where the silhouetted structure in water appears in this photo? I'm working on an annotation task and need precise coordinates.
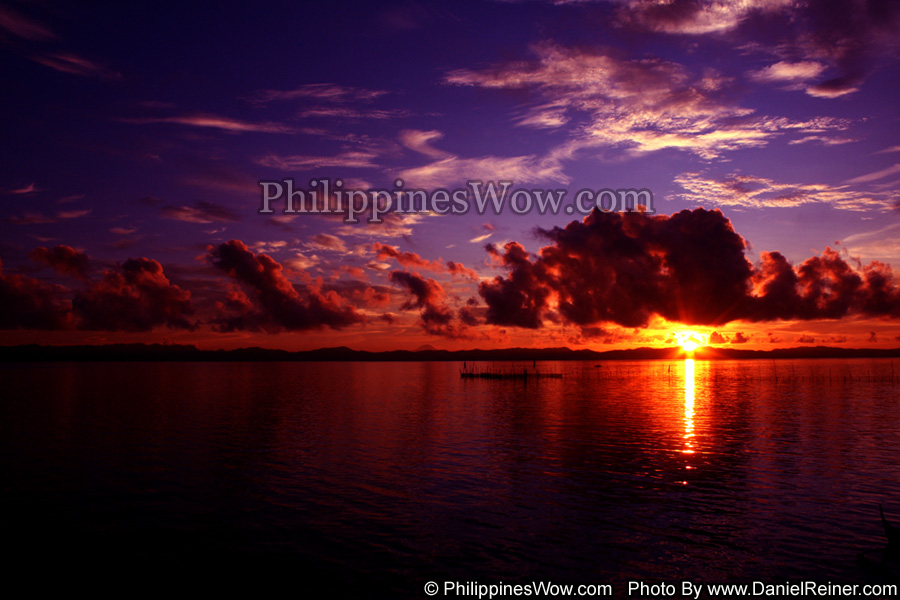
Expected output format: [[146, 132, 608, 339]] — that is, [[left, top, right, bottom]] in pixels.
[[460, 368, 562, 380]]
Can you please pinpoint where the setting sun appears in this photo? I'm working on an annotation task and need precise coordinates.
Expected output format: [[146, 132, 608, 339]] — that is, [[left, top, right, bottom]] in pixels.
[[675, 331, 706, 353]]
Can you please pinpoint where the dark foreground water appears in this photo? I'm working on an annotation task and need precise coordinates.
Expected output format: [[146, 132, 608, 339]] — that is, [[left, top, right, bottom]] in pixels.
[[2, 359, 899, 596]]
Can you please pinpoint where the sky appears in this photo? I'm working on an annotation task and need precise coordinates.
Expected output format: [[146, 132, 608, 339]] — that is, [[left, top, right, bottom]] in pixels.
[[1, 0, 900, 351]]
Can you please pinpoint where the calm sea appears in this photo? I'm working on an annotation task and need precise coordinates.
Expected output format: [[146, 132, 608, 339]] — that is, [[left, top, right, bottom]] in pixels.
[[2, 359, 899, 595]]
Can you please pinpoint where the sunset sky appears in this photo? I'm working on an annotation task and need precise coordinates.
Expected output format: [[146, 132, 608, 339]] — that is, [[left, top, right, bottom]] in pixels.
[[2, 0, 900, 351]]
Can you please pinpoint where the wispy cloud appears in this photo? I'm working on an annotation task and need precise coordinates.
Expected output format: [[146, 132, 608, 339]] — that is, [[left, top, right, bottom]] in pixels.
[[257, 149, 382, 170], [399, 154, 568, 188], [6, 208, 92, 225], [5, 182, 41, 194], [246, 83, 389, 106], [297, 106, 410, 120], [399, 130, 453, 159], [846, 164, 900, 185], [446, 42, 844, 161], [160, 201, 241, 224], [33, 52, 120, 79], [788, 135, 855, 146], [307, 233, 348, 253], [842, 223, 900, 260], [675, 172, 896, 211], [0, 5, 56, 40], [335, 213, 427, 239], [123, 114, 293, 134]]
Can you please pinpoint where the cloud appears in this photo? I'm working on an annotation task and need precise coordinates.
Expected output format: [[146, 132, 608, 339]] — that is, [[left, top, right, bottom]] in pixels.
[[123, 114, 293, 134], [160, 201, 241, 224], [73, 258, 195, 331], [6, 208, 92, 225], [446, 261, 479, 280], [614, 0, 793, 35], [0, 5, 56, 41], [675, 172, 895, 211], [709, 331, 727, 344], [246, 83, 389, 106], [841, 223, 900, 261], [389, 270, 471, 339], [750, 60, 826, 84], [399, 154, 569, 188], [614, 0, 900, 98], [731, 332, 750, 344], [845, 164, 900, 184], [257, 150, 382, 170], [335, 212, 427, 240], [246, 84, 407, 120], [371, 243, 480, 279], [308, 233, 348, 253], [0, 259, 72, 330], [445, 42, 839, 161], [399, 130, 452, 159], [373, 242, 443, 271], [479, 208, 900, 330], [297, 107, 409, 120], [208, 240, 364, 332], [6, 182, 41, 194], [788, 135, 855, 146], [32, 52, 120, 79], [56, 209, 92, 219], [30, 245, 90, 279]]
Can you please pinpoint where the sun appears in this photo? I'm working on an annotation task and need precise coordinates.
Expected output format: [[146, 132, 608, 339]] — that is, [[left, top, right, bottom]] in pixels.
[[674, 330, 705, 353]]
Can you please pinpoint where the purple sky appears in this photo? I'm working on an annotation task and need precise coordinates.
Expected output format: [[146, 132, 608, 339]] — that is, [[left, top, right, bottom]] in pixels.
[[2, 0, 900, 350]]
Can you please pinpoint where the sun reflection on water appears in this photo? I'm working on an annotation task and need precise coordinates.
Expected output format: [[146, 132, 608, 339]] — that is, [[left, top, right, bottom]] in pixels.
[[684, 358, 695, 455]]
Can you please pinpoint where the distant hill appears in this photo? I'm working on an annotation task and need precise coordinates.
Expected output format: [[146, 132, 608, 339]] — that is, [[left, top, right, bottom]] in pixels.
[[1, 343, 900, 362]]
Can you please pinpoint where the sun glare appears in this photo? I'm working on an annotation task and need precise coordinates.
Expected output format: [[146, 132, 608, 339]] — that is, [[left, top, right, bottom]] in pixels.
[[674, 330, 705, 353]]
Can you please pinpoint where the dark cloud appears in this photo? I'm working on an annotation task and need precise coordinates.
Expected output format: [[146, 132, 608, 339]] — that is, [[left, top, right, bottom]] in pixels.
[[30, 245, 90, 279], [616, 0, 900, 97], [208, 240, 363, 332], [480, 208, 900, 330], [446, 260, 478, 280], [731, 332, 750, 344], [74, 258, 195, 331], [389, 270, 470, 339], [479, 242, 551, 329], [747, 249, 900, 321], [0, 259, 72, 330], [1, 249, 195, 331], [800, 0, 900, 97]]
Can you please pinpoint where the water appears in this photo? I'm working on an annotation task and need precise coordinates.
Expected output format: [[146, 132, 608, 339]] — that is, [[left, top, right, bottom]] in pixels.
[[1, 359, 898, 595]]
